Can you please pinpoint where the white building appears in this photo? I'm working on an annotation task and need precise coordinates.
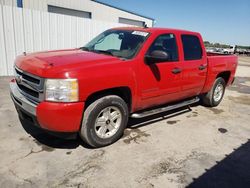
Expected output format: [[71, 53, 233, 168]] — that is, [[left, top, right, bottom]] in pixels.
[[0, 0, 154, 27]]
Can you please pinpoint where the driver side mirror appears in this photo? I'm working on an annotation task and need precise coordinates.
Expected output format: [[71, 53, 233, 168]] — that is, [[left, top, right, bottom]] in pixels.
[[145, 50, 170, 65]]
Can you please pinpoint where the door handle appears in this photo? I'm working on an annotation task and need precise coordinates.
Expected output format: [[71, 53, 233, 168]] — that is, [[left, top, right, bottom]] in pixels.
[[172, 68, 182, 74], [199, 64, 207, 70]]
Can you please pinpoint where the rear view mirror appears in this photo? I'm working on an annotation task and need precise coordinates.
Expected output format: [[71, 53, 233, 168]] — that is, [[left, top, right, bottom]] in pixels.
[[145, 50, 170, 65]]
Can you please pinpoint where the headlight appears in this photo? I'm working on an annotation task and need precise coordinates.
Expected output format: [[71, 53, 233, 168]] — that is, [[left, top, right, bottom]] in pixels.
[[45, 79, 79, 102]]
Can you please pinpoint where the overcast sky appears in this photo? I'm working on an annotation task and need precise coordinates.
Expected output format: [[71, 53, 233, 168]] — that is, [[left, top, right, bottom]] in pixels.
[[99, 0, 250, 46]]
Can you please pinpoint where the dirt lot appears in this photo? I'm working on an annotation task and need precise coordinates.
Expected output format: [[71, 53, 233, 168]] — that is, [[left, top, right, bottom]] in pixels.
[[0, 56, 250, 188]]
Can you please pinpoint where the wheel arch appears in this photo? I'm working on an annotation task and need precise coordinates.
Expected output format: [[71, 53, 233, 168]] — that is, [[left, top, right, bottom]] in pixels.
[[216, 71, 231, 85], [84, 87, 132, 112]]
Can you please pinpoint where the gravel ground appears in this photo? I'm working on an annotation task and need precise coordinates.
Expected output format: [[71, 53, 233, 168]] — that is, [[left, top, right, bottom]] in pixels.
[[0, 56, 250, 188]]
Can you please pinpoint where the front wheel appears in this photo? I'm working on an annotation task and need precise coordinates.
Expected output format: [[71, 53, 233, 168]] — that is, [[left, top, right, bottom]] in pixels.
[[80, 95, 128, 148], [201, 77, 226, 107]]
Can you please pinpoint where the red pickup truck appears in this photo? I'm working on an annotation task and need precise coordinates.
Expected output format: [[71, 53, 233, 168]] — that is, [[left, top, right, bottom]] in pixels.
[[10, 27, 238, 147]]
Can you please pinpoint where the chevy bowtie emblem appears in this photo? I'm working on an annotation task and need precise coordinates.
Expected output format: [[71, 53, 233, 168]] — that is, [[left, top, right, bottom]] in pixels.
[[16, 75, 22, 84]]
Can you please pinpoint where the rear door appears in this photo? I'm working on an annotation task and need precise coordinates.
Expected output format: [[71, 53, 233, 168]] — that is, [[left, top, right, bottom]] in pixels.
[[180, 34, 207, 97]]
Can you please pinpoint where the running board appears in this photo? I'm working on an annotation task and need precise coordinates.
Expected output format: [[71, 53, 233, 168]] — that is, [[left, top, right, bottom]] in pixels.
[[131, 97, 200, 118]]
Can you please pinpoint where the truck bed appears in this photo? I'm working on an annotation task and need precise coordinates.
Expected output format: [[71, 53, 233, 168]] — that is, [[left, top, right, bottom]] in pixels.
[[207, 52, 234, 56], [201, 53, 238, 93]]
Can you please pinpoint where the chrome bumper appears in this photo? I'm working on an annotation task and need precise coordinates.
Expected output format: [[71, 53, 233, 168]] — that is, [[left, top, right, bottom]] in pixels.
[[10, 82, 37, 116]]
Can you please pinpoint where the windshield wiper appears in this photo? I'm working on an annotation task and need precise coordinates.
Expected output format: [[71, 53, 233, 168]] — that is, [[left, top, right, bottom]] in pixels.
[[80, 48, 117, 57], [79, 47, 90, 51], [92, 50, 114, 56]]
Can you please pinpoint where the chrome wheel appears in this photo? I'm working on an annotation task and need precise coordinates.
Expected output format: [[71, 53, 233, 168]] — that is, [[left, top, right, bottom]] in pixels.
[[213, 83, 224, 102], [94, 106, 122, 139]]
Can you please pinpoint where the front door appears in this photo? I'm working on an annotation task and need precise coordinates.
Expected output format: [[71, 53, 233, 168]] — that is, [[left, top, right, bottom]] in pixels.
[[138, 33, 183, 109]]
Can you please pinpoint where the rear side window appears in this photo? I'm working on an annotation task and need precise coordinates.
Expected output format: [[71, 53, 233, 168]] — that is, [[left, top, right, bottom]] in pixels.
[[181, 35, 202, 60]]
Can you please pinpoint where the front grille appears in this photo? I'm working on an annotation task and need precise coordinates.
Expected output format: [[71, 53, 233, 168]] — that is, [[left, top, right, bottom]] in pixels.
[[17, 84, 39, 98], [15, 68, 40, 84], [14, 67, 45, 103]]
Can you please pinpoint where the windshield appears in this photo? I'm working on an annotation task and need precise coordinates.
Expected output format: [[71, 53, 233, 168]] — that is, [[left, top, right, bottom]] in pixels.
[[83, 29, 149, 59]]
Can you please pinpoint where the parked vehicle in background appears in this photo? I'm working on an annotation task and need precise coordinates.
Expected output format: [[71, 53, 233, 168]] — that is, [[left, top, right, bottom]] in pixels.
[[10, 27, 238, 147], [223, 46, 235, 54], [235, 47, 250, 56], [206, 47, 216, 53], [215, 48, 224, 53]]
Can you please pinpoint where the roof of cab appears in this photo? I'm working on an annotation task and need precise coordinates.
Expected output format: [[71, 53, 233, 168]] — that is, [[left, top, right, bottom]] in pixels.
[[111, 27, 200, 35]]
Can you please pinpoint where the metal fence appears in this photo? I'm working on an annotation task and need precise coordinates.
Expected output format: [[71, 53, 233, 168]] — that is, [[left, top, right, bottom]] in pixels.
[[0, 5, 127, 76]]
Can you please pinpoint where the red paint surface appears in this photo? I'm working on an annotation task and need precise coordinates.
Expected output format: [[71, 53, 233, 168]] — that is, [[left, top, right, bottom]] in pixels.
[[36, 102, 84, 132], [14, 27, 238, 132]]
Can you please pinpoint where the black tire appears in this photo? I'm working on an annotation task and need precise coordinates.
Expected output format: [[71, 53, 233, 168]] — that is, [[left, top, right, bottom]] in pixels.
[[80, 95, 128, 148], [201, 77, 226, 107]]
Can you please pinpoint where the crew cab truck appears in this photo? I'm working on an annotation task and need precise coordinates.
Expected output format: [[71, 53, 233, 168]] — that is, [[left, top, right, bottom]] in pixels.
[[10, 27, 238, 148]]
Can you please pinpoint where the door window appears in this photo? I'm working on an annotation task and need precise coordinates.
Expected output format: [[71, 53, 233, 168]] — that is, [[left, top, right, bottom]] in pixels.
[[147, 34, 179, 62], [181, 35, 202, 60]]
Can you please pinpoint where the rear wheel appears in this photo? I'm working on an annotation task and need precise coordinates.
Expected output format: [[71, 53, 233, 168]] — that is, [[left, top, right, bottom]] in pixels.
[[80, 95, 128, 148], [201, 77, 226, 107]]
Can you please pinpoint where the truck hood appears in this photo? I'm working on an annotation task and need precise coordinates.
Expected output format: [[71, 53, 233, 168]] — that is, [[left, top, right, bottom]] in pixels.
[[15, 49, 120, 78]]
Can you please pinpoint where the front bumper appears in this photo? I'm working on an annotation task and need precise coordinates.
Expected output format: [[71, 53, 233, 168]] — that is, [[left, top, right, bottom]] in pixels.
[[10, 81, 84, 133]]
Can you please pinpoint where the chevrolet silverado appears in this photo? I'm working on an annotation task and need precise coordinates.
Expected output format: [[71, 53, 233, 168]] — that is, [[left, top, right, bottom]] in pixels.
[[10, 27, 238, 147]]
